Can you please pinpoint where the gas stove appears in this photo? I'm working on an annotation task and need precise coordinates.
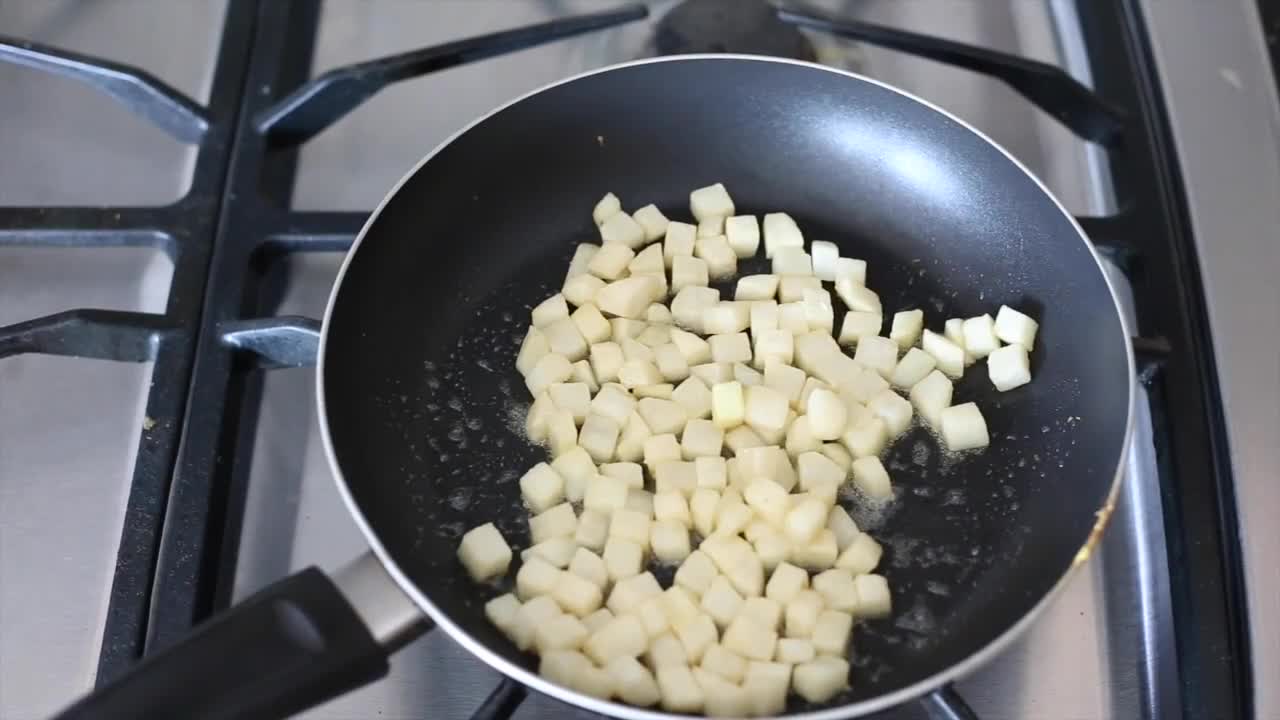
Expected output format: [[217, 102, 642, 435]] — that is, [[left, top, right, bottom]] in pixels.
[[1, 2, 1273, 719]]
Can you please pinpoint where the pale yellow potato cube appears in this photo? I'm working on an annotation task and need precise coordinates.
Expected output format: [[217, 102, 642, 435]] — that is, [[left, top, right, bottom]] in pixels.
[[725, 425, 766, 455], [569, 547, 609, 589], [522, 537, 577, 568], [828, 506, 860, 551], [535, 613, 590, 653], [632, 203, 669, 242], [646, 302, 673, 325], [961, 313, 1001, 358], [485, 593, 521, 637], [610, 508, 652, 550], [653, 343, 690, 383], [798, 451, 845, 493], [573, 508, 609, 553], [597, 276, 659, 319], [841, 416, 889, 459], [588, 341, 624, 384], [909, 369, 953, 427], [702, 301, 751, 335], [692, 456, 726, 491], [772, 246, 813, 275], [778, 275, 822, 303], [695, 235, 737, 278], [744, 383, 789, 433], [584, 474, 630, 513], [607, 655, 661, 707], [700, 575, 745, 628], [457, 522, 512, 582], [737, 445, 798, 491], [657, 664, 706, 713], [889, 309, 924, 349], [722, 613, 778, 661], [588, 241, 634, 281], [891, 346, 938, 389], [592, 192, 621, 225], [651, 519, 692, 563], [691, 361, 733, 385], [664, 221, 697, 268], [708, 332, 751, 364], [851, 456, 892, 500], [599, 211, 646, 249], [525, 391, 556, 444], [853, 335, 899, 379], [944, 317, 973, 364], [674, 613, 718, 664], [697, 216, 723, 238], [613, 319, 647, 342], [744, 661, 792, 716], [516, 556, 561, 600], [763, 212, 804, 258], [638, 326, 674, 352], [660, 586, 702, 628], [793, 529, 839, 570], [922, 328, 966, 379], [513, 595, 562, 650], [681, 418, 724, 459], [634, 596, 671, 639], [518, 462, 564, 515], [735, 362, 765, 389], [525, 352, 574, 396], [844, 365, 890, 404], [637, 397, 687, 435], [784, 589, 826, 638], [835, 277, 881, 313], [743, 478, 791, 526], [589, 383, 636, 425], [547, 383, 591, 426], [812, 568, 859, 612], [735, 273, 777, 301], [585, 613, 649, 665], [625, 488, 654, 518], [784, 496, 829, 544], [599, 462, 641, 490], [867, 388, 913, 437], [836, 532, 883, 574], [647, 633, 689, 668], [994, 304, 1039, 349], [603, 536, 644, 581], [821, 442, 854, 472], [582, 607, 615, 633], [618, 359, 663, 389], [643, 433, 682, 472], [700, 643, 748, 683], [690, 488, 721, 538], [671, 285, 720, 333], [854, 573, 892, 618], [811, 609, 854, 655], [545, 409, 578, 457], [741, 596, 783, 631], [801, 287, 835, 334], [669, 327, 712, 365], [615, 411, 651, 464], [671, 255, 709, 293], [839, 310, 883, 345], [988, 343, 1031, 391], [751, 299, 780, 336], [711, 380, 745, 429], [517, 327, 550, 377], [563, 273, 606, 308], [776, 637, 816, 665], [654, 460, 697, 496], [727, 548, 766, 598], [793, 656, 850, 703], [724, 214, 761, 257], [671, 375, 712, 420], [578, 413, 620, 463], [690, 182, 734, 222], [529, 502, 577, 544], [532, 293, 570, 328], [940, 401, 990, 451], [653, 490, 691, 526], [540, 649, 592, 692], [754, 532, 792, 571]]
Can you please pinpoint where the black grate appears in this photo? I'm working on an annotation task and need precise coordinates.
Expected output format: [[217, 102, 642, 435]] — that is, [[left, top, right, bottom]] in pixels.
[[0, 1, 1249, 718]]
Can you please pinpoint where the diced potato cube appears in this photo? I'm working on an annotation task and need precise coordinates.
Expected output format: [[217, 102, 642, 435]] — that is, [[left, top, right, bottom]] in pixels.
[[838, 311, 883, 345], [778, 275, 821, 303], [674, 613, 718, 664], [545, 409, 578, 457], [603, 536, 644, 581], [607, 571, 662, 616], [457, 522, 512, 582], [632, 203, 669, 241], [940, 401, 990, 450], [960, 313, 1000, 358], [590, 194, 622, 229], [699, 643, 748, 684], [664, 221, 697, 267], [585, 613, 648, 665], [832, 256, 867, 286], [653, 490, 691, 526], [685, 181, 732, 219], [724, 215, 760, 258], [518, 462, 564, 514], [835, 277, 881, 313], [653, 343, 690, 384], [772, 246, 813, 275], [526, 352, 574, 396], [891, 346, 937, 389], [737, 445, 797, 491], [853, 335, 899, 379], [599, 211, 646, 249], [652, 519, 692, 563], [563, 273, 606, 308], [744, 384, 789, 435], [653, 586, 698, 628], [673, 549, 718, 598], [798, 451, 844, 492], [669, 327, 711, 365], [582, 608, 615, 634], [714, 497, 754, 537], [793, 656, 850, 703], [597, 276, 658, 319], [853, 573, 892, 618], [671, 286, 720, 333], [793, 529, 838, 570], [806, 388, 849, 441], [744, 661, 792, 716], [578, 413, 620, 463], [754, 532, 791, 571], [626, 488, 654, 517], [680, 418, 724, 459], [535, 612, 590, 653], [690, 488, 720, 538], [836, 532, 883, 574], [540, 648, 592, 693], [812, 569, 859, 613], [801, 287, 835, 335], [735, 274, 777, 302], [827, 506, 860, 552], [691, 362, 733, 385], [727, 548, 766, 598], [784, 496, 829, 544], [889, 309, 924, 348], [610, 508, 652, 551], [638, 327, 674, 351], [485, 593, 522, 638], [743, 478, 791, 526], [693, 456, 727, 490], [726, 425, 766, 455], [671, 255, 709, 293], [618, 359, 663, 389], [532, 294, 570, 329], [762, 212, 803, 258], [988, 343, 1031, 391], [569, 304, 612, 347], [994, 305, 1039, 349], [647, 633, 689, 669], [569, 547, 609, 589], [695, 235, 737, 278], [750, 300, 780, 336], [944, 316, 973, 363], [698, 215, 725, 239], [841, 416, 888, 459], [522, 536, 577, 568], [588, 341, 624, 384], [867, 388, 914, 437], [706, 332, 749, 365], [844, 365, 890, 404], [657, 664, 706, 713], [615, 411, 651, 464], [547, 383, 590, 426], [588, 242, 635, 281], [909, 370, 952, 429], [513, 595, 562, 650], [784, 589, 825, 638], [760, 362, 802, 407], [643, 433, 682, 471], [516, 326, 550, 378], [722, 614, 777, 661], [777, 637, 816, 664], [573, 507, 606, 550], [584, 474, 630, 513], [638, 397, 688, 435], [600, 462, 642, 490], [671, 376, 712, 421], [851, 456, 893, 500], [701, 575, 745, 628], [741, 596, 783, 631], [613, 319, 646, 342], [702, 301, 750, 335], [530, 502, 577, 544], [922, 329, 966, 379], [810, 240, 840, 281], [516, 556, 562, 600], [654, 460, 697, 495], [710, 380, 745, 429], [821, 442, 854, 472]]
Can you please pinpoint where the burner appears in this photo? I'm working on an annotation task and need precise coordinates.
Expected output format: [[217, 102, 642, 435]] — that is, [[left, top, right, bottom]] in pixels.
[[654, 0, 817, 60]]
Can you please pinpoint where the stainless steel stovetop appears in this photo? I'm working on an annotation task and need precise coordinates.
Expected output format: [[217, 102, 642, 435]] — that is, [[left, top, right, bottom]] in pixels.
[[1, 2, 1275, 720]]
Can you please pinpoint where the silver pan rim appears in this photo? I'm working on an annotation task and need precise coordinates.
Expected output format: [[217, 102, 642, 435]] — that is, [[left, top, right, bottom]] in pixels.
[[316, 53, 1138, 720]]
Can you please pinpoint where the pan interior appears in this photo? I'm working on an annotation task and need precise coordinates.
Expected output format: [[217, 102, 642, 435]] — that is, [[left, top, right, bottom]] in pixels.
[[322, 58, 1130, 712]]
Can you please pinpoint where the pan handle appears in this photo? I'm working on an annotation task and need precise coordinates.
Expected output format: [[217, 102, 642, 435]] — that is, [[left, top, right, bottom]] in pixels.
[[53, 553, 429, 720], [920, 684, 979, 720]]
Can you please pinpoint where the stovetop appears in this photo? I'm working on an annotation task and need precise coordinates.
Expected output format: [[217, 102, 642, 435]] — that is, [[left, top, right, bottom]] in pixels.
[[1, 2, 1273, 719]]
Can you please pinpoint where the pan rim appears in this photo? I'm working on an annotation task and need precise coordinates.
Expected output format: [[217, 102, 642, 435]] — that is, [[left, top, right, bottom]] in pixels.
[[316, 53, 1137, 719]]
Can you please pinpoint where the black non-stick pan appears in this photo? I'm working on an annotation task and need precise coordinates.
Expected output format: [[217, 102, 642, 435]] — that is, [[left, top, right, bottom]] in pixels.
[[57, 56, 1134, 720]]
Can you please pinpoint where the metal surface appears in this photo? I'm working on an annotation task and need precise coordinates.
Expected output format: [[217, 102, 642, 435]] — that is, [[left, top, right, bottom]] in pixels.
[[331, 552, 428, 652], [1138, 1, 1280, 717]]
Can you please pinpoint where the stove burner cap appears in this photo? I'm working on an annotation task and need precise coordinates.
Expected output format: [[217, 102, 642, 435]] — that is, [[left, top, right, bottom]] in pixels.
[[654, 0, 817, 61]]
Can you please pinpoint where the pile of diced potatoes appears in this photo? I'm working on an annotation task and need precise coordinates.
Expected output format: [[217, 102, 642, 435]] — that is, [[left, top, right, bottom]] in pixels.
[[455, 183, 1040, 715]]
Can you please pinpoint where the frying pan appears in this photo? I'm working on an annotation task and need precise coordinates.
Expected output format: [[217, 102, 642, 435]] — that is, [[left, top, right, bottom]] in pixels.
[[56, 56, 1134, 720]]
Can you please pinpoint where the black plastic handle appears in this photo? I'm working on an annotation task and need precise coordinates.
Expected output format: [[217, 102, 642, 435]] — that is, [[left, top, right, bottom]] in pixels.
[[54, 567, 391, 720]]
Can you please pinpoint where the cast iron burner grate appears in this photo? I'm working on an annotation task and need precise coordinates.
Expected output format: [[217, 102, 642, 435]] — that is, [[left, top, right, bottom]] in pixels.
[[0, 1, 1249, 718]]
